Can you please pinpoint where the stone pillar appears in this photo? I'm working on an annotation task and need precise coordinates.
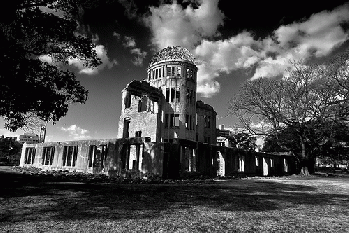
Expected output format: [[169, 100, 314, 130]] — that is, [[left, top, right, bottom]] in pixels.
[[138, 144, 144, 172], [263, 157, 269, 176], [218, 151, 225, 177]]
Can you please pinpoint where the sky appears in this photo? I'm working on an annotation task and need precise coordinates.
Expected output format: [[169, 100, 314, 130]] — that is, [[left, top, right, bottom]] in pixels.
[[1, 0, 349, 142]]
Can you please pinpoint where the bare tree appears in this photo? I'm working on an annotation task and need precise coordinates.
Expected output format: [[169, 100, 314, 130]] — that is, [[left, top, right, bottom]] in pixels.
[[229, 58, 349, 175]]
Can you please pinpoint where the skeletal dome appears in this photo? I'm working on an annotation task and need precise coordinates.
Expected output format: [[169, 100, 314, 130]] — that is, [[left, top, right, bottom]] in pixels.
[[149, 46, 195, 67]]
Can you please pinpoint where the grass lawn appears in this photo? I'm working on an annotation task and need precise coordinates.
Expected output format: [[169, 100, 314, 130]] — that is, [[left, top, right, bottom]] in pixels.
[[0, 168, 349, 232]]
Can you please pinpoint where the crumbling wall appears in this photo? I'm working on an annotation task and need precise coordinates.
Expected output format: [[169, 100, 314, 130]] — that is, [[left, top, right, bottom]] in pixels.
[[117, 81, 162, 142], [196, 101, 217, 144]]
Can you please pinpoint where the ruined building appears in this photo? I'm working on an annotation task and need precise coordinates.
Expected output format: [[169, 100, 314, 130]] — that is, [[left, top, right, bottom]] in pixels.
[[20, 46, 296, 178]]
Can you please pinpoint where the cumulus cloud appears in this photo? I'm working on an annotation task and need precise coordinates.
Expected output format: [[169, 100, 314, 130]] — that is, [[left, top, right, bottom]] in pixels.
[[112, 31, 121, 39], [144, 0, 224, 50], [68, 45, 118, 75], [61, 125, 91, 140], [251, 4, 349, 80], [145, 1, 349, 97]]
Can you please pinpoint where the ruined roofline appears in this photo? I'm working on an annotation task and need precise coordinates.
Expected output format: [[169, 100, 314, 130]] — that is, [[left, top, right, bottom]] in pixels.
[[123, 80, 163, 100], [196, 100, 216, 113]]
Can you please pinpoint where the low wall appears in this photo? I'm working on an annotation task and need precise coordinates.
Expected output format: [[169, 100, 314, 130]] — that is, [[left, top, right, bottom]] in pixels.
[[20, 139, 296, 178]]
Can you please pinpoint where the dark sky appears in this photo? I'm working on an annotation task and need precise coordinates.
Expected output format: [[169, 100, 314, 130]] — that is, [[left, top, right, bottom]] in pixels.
[[1, 0, 349, 141]]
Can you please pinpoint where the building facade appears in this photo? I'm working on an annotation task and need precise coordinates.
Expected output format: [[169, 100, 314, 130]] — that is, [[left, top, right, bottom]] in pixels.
[[20, 46, 296, 178]]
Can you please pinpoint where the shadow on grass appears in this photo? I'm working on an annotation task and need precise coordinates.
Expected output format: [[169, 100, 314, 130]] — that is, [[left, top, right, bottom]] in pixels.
[[1, 169, 349, 223]]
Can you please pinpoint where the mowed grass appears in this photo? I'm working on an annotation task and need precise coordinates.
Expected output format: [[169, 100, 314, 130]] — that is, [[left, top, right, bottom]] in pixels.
[[0, 170, 349, 232]]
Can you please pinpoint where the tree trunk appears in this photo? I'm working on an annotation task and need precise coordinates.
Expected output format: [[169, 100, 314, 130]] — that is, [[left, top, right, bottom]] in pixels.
[[299, 138, 310, 175]]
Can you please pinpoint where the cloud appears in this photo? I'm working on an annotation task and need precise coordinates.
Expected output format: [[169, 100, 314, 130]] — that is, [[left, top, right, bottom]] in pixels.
[[39, 33, 117, 75], [253, 4, 349, 79], [144, 0, 224, 50], [112, 31, 121, 39], [118, 0, 138, 19], [122, 36, 147, 66], [68, 45, 118, 75], [0, 129, 20, 139], [130, 48, 147, 66], [124, 36, 136, 47], [61, 124, 91, 140], [39, 54, 53, 64], [145, 2, 349, 97]]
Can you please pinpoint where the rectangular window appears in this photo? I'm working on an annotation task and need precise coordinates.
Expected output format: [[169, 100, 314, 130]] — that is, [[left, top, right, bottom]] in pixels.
[[124, 94, 131, 108], [62, 145, 78, 167], [170, 88, 175, 102], [100, 145, 108, 168], [270, 158, 274, 167], [25, 147, 36, 164], [166, 88, 170, 102], [88, 145, 96, 167], [204, 115, 211, 128], [138, 97, 147, 112], [177, 66, 181, 76], [255, 157, 259, 167], [174, 114, 180, 127], [186, 68, 190, 79], [170, 114, 180, 128], [42, 146, 55, 165], [170, 114, 174, 127], [167, 66, 175, 76], [176, 90, 180, 102]]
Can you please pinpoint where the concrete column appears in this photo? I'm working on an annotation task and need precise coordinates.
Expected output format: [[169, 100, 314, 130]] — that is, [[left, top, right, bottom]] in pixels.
[[263, 157, 269, 176], [139, 144, 144, 172], [218, 151, 225, 177], [284, 158, 288, 173]]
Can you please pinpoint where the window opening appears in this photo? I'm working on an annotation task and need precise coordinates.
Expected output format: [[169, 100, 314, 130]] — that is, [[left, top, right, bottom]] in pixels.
[[204, 115, 211, 128], [62, 145, 78, 167], [25, 147, 36, 164], [42, 146, 55, 165], [88, 145, 96, 167], [166, 88, 170, 102]]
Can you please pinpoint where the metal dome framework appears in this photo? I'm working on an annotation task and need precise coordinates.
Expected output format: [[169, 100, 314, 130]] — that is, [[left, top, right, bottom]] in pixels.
[[149, 46, 196, 67]]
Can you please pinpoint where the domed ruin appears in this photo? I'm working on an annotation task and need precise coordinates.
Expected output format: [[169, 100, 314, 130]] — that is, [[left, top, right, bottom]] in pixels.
[[149, 46, 196, 67]]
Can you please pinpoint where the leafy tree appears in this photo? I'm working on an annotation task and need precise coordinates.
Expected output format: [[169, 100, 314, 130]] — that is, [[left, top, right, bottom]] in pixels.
[[263, 119, 349, 172], [229, 55, 349, 175], [227, 132, 256, 151], [0, 138, 23, 164], [1, 0, 101, 131]]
